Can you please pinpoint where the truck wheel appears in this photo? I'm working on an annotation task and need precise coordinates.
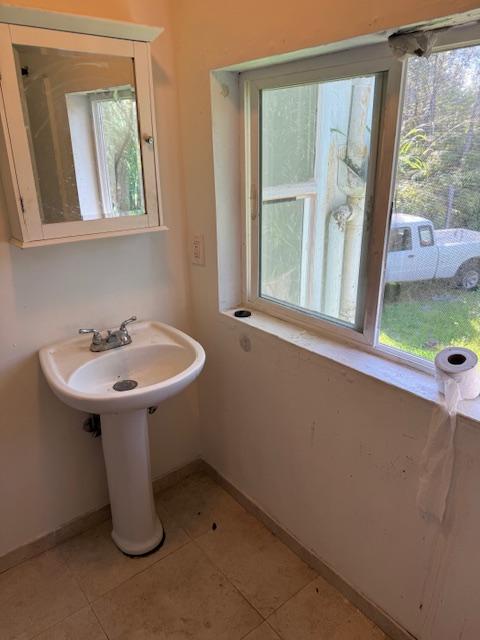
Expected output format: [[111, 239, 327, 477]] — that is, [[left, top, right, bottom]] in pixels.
[[457, 263, 480, 290]]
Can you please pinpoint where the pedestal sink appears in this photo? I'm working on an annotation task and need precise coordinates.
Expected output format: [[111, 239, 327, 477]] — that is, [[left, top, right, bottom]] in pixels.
[[39, 321, 205, 556]]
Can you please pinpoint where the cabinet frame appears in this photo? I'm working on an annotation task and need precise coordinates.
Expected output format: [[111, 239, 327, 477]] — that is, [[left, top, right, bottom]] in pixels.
[[0, 24, 165, 247]]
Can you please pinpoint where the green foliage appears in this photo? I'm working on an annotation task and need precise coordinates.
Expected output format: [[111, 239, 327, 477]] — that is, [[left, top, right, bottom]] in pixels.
[[398, 126, 427, 173], [381, 284, 480, 361], [394, 49, 480, 231]]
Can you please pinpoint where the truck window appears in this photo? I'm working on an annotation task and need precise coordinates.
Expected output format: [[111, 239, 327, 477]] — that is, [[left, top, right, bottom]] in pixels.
[[418, 225, 434, 247], [388, 227, 412, 252]]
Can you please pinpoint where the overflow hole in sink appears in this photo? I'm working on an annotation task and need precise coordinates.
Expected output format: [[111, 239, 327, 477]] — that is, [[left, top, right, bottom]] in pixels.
[[113, 379, 138, 392]]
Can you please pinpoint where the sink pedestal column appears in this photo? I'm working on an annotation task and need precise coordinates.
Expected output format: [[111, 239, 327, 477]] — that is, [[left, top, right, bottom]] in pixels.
[[100, 409, 164, 556]]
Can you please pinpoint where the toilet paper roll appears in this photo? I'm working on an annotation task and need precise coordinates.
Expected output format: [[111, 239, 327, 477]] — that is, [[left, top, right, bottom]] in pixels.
[[435, 346, 480, 401], [418, 347, 480, 523]]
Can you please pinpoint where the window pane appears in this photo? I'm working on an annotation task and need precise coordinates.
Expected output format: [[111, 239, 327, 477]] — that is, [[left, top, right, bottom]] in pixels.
[[262, 84, 318, 187], [418, 225, 434, 247], [379, 44, 480, 361], [260, 75, 379, 328], [261, 199, 305, 306]]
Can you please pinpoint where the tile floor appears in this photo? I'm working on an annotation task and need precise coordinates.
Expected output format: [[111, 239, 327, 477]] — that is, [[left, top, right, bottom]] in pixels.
[[0, 472, 389, 640]]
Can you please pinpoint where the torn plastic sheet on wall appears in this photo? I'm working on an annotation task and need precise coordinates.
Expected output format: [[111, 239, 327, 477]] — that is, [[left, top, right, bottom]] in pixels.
[[388, 30, 439, 61]]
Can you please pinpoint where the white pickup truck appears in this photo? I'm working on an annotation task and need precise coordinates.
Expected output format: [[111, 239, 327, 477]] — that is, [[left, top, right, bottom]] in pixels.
[[385, 213, 480, 290]]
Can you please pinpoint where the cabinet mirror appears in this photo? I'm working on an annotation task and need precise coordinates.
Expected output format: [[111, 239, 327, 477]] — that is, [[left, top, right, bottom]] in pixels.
[[0, 25, 163, 246]]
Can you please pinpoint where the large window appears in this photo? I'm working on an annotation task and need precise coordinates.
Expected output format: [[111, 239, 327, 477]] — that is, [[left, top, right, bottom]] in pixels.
[[242, 25, 480, 367]]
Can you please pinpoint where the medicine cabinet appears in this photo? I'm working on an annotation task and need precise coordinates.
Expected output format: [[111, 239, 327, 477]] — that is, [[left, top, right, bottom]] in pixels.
[[0, 23, 165, 247]]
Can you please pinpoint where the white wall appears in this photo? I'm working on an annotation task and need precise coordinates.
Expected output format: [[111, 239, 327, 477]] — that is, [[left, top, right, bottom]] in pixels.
[[171, 1, 480, 638], [0, 0, 200, 557]]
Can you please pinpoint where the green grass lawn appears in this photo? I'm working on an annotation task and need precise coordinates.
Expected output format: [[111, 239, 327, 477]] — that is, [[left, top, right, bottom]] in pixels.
[[379, 282, 480, 361]]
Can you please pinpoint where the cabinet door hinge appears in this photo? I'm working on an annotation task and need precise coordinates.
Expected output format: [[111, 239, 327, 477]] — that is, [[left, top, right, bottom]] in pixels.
[[19, 196, 25, 213]]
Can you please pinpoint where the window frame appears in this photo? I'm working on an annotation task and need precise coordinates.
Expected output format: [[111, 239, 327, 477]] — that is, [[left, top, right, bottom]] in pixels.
[[240, 24, 480, 374], [90, 94, 114, 217], [241, 45, 404, 349]]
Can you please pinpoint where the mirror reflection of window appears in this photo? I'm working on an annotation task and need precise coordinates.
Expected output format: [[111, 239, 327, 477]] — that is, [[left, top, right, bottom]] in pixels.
[[67, 87, 144, 219], [14, 45, 145, 224]]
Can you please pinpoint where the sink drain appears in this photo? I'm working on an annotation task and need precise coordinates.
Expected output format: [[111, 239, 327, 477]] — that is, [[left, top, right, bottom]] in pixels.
[[113, 379, 138, 392]]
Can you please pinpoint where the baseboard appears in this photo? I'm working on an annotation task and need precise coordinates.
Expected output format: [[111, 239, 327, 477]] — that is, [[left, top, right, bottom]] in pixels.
[[203, 462, 417, 640], [0, 458, 203, 575]]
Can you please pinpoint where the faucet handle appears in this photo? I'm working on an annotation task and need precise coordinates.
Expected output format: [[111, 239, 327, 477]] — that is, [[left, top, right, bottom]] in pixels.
[[78, 328, 103, 344], [119, 316, 137, 332]]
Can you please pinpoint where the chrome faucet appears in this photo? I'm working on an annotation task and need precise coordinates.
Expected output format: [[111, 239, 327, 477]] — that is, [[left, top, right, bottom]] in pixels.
[[79, 316, 137, 352]]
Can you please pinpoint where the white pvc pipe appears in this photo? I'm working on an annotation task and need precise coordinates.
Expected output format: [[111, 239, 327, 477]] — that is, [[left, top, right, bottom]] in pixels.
[[339, 79, 372, 322], [324, 210, 347, 318], [100, 409, 164, 555], [339, 196, 365, 323]]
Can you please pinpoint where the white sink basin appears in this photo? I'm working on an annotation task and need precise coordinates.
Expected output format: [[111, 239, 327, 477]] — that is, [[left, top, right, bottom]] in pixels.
[[40, 320, 205, 414], [39, 320, 205, 557]]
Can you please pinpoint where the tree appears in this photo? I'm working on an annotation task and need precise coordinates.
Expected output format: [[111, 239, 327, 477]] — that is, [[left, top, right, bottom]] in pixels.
[[395, 47, 480, 232]]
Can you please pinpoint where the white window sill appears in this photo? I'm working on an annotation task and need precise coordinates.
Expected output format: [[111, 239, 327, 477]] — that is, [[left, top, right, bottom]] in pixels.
[[221, 307, 480, 427]]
